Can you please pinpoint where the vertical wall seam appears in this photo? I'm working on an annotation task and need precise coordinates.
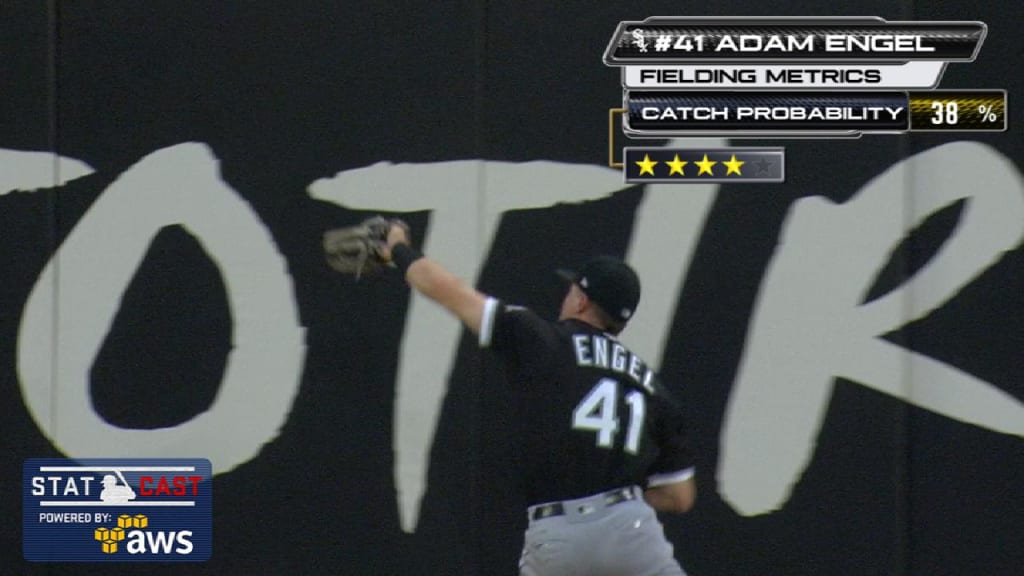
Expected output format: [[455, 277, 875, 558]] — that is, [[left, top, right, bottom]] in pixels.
[[46, 0, 60, 442], [472, 1, 490, 572], [898, 5, 915, 576]]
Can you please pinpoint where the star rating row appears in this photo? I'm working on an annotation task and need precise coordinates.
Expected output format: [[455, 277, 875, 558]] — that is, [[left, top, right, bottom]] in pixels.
[[634, 153, 745, 177], [621, 148, 785, 183]]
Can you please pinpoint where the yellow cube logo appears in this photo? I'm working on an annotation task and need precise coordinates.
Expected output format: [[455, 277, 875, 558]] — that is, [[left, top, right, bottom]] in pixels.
[[94, 517, 135, 553]]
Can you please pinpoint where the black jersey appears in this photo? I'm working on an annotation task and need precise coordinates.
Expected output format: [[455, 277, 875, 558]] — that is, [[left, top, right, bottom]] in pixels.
[[479, 297, 695, 505]]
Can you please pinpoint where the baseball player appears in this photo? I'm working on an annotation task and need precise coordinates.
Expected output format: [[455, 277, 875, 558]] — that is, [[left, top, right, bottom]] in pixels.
[[327, 218, 697, 575]]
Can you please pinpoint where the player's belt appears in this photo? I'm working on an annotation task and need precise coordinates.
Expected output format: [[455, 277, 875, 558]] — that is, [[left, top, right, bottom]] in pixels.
[[529, 486, 639, 521]]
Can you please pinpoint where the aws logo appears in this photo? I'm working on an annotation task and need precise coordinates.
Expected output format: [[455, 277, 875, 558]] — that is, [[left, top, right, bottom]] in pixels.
[[94, 514, 194, 555]]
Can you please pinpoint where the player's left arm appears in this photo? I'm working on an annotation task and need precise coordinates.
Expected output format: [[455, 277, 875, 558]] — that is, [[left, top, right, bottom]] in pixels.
[[644, 473, 696, 513], [644, 381, 698, 513], [383, 223, 488, 335]]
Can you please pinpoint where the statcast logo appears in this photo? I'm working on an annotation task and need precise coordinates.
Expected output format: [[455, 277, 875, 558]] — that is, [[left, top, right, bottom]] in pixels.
[[93, 514, 193, 555]]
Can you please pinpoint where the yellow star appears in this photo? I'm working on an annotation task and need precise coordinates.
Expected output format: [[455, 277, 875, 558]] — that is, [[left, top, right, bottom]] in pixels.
[[635, 153, 658, 176], [695, 154, 717, 176], [666, 154, 688, 176], [723, 154, 745, 175]]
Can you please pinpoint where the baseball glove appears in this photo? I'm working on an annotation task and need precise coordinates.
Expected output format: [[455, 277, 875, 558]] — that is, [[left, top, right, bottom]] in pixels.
[[323, 216, 407, 278]]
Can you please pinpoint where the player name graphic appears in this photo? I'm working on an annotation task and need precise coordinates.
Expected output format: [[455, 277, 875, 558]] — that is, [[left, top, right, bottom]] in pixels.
[[627, 33, 934, 54], [604, 17, 1003, 147], [604, 18, 986, 62]]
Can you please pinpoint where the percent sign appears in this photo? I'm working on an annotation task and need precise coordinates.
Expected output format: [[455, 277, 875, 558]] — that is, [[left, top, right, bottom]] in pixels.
[[978, 104, 998, 122]]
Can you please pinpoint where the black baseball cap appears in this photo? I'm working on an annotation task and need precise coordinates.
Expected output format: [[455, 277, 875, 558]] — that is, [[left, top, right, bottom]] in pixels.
[[557, 255, 641, 323]]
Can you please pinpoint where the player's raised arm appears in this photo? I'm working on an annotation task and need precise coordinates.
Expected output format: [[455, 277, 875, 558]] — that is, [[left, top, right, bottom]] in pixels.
[[383, 222, 488, 336]]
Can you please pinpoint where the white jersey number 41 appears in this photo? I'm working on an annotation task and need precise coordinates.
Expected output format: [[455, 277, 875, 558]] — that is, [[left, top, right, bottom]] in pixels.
[[572, 378, 646, 454]]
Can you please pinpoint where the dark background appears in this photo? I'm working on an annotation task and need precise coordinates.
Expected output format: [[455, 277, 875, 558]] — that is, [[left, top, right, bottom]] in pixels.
[[2, 2, 1021, 575]]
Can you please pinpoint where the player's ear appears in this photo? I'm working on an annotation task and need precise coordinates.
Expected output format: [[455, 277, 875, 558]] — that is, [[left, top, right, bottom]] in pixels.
[[575, 286, 590, 314]]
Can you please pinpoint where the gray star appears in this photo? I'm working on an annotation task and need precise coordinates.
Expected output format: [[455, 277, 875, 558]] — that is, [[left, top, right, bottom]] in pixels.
[[753, 156, 774, 175]]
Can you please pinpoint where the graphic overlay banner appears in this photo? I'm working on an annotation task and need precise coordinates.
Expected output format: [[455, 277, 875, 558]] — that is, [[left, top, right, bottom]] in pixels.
[[603, 16, 1004, 180], [624, 148, 784, 183], [625, 91, 907, 135], [623, 90, 1007, 135], [603, 18, 986, 63], [907, 90, 1007, 131], [621, 62, 947, 90], [23, 458, 212, 562]]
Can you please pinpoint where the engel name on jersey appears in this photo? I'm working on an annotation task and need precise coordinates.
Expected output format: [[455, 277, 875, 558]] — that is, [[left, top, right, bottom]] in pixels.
[[479, 298, 695, 505]]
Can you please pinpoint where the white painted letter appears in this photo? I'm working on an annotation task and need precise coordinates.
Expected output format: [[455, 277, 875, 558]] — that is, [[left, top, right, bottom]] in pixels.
[[18, 143, 305, 474], [720, 141, 1024, 516]]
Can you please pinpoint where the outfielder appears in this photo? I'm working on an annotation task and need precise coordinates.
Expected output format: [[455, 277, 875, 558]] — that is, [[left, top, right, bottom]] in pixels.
[[324, 217, 697, 575]]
